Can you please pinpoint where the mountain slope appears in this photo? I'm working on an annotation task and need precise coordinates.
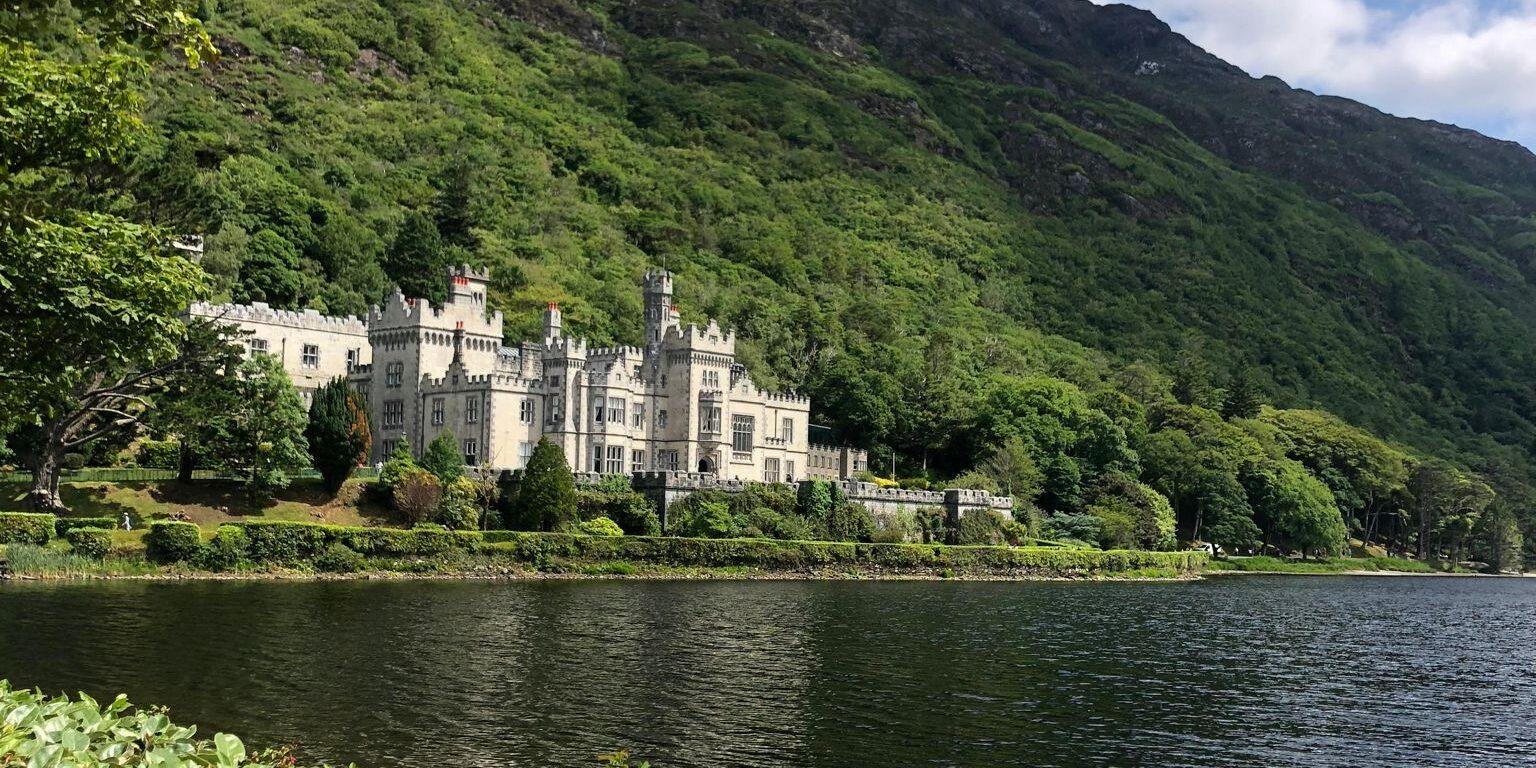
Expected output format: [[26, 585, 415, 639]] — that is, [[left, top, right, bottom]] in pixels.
[[142, 0, 1536, 484]]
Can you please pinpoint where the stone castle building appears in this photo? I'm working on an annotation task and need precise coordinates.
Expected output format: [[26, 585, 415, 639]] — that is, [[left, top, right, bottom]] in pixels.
[[194, 267, 858, 482]]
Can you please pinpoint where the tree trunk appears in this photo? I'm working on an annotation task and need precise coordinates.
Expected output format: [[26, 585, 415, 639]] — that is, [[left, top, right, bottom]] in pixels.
[[178, 438, 195, 483], [26, 427, 67, 513]]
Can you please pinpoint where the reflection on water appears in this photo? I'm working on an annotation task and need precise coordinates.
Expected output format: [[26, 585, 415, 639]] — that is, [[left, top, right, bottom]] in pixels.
[[2, 576, 1534, 767]]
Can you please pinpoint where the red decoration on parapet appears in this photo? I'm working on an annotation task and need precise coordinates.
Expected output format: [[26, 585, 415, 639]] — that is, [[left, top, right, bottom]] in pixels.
[[454, 276, 469, 286], [456, 320, 464, 330], [547, 301, 559, 310]]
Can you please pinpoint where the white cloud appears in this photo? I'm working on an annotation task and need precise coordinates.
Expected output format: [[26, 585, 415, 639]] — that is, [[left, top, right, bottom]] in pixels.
[[1099, 0, 1536, 148]]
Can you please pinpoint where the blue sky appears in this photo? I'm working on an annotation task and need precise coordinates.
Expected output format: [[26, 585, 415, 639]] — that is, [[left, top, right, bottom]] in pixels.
[[1099, 0, 1536, 150]]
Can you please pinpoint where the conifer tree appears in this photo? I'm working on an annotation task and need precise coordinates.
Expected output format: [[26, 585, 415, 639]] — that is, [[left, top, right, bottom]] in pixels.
[[420, 430, 465, 483], [514, 437, 577, 531], [306, 377, 370, 492]]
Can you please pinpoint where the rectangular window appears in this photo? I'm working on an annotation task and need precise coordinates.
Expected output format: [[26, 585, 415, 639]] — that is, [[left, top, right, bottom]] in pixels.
[[592, 444, 604, 473], [248, 338, 269, 355], [383, 439, 398, 457], [701, 404, 721, 434], [763, 458, 780, 483], [732, 414, 754, 453], [519, 398, 535, 424], [301, 343, 320, 368], [346, 349, 359, 372], [658, 450, 678, 471], [656, 409, 668, 429], [386, 362, 403, 388], [631, 449, 645, 473], [465, 396, 480, 424], [786, 461, 795, 482], [606, 445, 623, 474], [383, 399, 404, 429], [518, 442, 534, 468], [430, 398, 444, 426], [607, 397, 625, 425], [592, 396, 605, 424], [782, 417, 794, 443], [633, 404, 646, 428], [463, 439, 478, 467]]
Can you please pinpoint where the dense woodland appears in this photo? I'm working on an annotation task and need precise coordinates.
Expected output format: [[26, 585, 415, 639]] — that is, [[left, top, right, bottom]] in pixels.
[[4, 0, 1534, 567]]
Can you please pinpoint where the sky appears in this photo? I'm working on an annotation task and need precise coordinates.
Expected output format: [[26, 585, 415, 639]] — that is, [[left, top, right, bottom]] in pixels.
[[1096, 0, 1536, 150]]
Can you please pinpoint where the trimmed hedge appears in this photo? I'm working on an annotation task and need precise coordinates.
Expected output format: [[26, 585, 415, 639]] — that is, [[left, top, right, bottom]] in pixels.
[[475, 533, 1207, 575], [0, 513, 55, 545], [120, 519, 1206, 577], [64, 527, 113, 559], [55, 517, 115, 537], [145, 521, 202, 564]]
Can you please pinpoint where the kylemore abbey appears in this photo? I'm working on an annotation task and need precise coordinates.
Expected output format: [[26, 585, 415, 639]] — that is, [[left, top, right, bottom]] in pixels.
[[190, 266, 870, 484]]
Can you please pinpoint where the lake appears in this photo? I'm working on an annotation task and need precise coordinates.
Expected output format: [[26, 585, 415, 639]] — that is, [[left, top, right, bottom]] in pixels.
[[2, 576, 1534, 767]]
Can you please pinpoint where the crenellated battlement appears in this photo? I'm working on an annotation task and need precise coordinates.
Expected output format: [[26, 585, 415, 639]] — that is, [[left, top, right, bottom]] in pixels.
[[189, 301, 367, 335]]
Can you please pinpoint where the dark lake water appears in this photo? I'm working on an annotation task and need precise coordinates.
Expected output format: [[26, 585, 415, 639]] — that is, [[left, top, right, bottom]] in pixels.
[[2, 575, 1534, 767]]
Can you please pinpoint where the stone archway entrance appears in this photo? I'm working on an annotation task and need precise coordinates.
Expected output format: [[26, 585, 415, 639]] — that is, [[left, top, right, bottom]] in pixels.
[[698, 455, 716, 474]]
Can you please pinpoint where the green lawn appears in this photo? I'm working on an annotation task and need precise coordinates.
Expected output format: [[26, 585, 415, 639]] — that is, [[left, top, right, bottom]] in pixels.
[[0, 479, 391, 529], [1208, 555, 1438, 574]]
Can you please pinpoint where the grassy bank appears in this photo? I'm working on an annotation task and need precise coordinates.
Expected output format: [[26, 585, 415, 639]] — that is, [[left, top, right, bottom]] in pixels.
[[0, 479, 387, 527], [0, 515, 1206, 581], [1206, 555, 1440, 575]]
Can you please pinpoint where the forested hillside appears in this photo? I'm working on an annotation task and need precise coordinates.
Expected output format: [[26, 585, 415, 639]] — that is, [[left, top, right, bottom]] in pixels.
[[126, 0, 1536, 563]]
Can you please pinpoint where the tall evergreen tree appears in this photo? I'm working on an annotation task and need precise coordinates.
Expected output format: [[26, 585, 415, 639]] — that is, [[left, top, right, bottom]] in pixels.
[[218, 354, 309, 492], [383, 211, 447, 305], [306, 377, 370, 492], [432, 157, 479, 249], [420, 430, 465, 483], [513, 437, 576, 531]]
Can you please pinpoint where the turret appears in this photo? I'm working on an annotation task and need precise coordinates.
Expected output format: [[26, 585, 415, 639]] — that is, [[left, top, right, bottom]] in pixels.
[[543, 301, 563, 343], [643, 270, 677, 346], [447, 264, 490, 307]]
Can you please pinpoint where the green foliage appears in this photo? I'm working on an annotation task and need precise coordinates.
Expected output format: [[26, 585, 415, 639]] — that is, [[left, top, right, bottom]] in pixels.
[[670, 497, 737, 538], [145, 521, 203, 563], [1085, 472, 1176, 551], [220, 354, 311, 491], [577, 517, 625, 536], [378, 439, 417, 488], [419, 431, 465, 483], [0, 681, 327, 768], [955, 510, 1006, 546], [198, 525, 250, 571], [64, 527, 113, 559], [435, 476, 479, 530], [0, 512, 55, 544], [55, 516, 116, 537], [233, 520, 330, 564], [513, 437, 578, 531], [306, 377, 371, 492], [314, 542, 365, 573], [392, 467, 443, 525], [136, 438, 182, 469], [577, 488, 661, 535]]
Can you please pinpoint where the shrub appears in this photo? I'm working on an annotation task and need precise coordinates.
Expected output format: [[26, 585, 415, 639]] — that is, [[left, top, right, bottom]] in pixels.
[[314, 542, 365, 573], [513, 437, 577, 531], [234, 521, 331, 564], [198, 526, 250, 571], [55, 517, 115, 537], [0, 513, 55, 545], [577, 489, 660, 535], [435, 476, 479, 530], [378, 439, 417, 489], [419, 431, 465, 483], [135, 438, 180, 469], [145, 521, 203, 564], [955, 510, 1007, 546], [671, 498, 739, 538], [64, 527, 112, 559], [306, 377, 370, 492], [61, 453, 87, 471], [577, 517, 624, 536], [743, 507, 814, 540], [824, 501, 875, 543], [393, 467, 443, 524]]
